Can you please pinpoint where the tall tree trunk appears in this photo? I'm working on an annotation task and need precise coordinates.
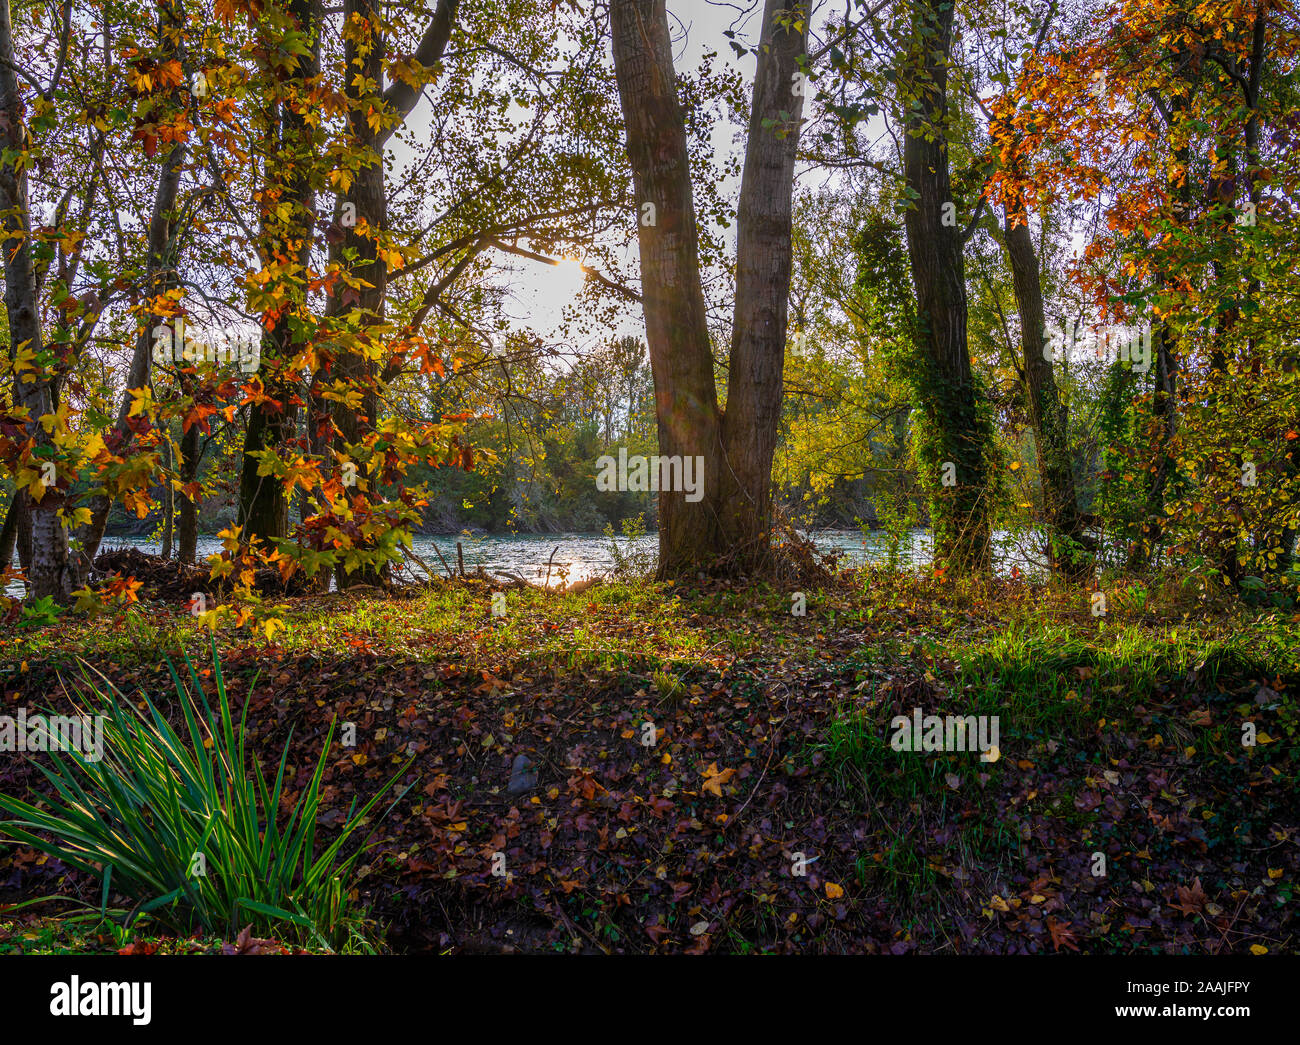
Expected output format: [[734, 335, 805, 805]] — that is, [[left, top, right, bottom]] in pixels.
[[76, 140, 185, 576], [718, 0, 808, 572], [1002, 201, 1092, 582], [1126, 78, 1190, 571], [0, 0, 76, 601], [328, 0, 389, 588], [900, 0, 990, 575], [324, 0, 454, 587], [611, 0, 807, 579], [611, 0, 724, 576]]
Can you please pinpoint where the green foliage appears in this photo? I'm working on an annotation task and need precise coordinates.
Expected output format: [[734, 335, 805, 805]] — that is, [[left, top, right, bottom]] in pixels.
[[602, 513, 654, 580], [17, 596, 64, 631]]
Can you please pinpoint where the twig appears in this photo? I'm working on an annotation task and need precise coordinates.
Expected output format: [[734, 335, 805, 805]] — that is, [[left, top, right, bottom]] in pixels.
[[422, 540, 454, 579], [401, 542, 445, 583]]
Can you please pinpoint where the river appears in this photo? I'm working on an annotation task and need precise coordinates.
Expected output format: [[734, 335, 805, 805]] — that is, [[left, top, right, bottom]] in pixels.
[[66, 527, 1041, 589]]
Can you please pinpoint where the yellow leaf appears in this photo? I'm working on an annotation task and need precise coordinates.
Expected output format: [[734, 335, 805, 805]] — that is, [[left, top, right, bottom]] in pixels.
[[1250, 944, 1268, 955], [127, 386, 154, 419], [825, 882, 844, 899]]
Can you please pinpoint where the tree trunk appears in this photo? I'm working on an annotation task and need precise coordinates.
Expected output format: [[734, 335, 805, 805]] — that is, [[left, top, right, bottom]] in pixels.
[[611, 0, 724, 576], [1126, 78, 1190, 572], [15, 490, 32, 575], [324, 0, 454, 588], [718, 0, 808, 572], [1002, 202, 1092, 582], [177, 421, 200, 564], [77, 140, 186, 576], [899, 0, 990, 575], [160, 433, 174, 560], [0, 488, 21, 574], [0, 0, 76, 601]]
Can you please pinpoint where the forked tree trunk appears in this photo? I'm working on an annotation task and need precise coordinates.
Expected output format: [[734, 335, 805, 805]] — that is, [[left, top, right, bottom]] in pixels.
[[611, 0, 806, 579]]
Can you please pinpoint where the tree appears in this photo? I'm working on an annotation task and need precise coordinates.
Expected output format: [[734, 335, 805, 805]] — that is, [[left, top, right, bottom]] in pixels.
[[611, 0, 808, 578]]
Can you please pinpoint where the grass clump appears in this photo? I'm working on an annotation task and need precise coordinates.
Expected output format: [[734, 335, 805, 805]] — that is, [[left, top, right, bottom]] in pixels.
[[0, 642, 411, 953]]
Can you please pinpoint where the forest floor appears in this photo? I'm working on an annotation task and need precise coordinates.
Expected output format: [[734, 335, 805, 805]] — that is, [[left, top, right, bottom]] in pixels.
[[0, 571, 1296, 954]]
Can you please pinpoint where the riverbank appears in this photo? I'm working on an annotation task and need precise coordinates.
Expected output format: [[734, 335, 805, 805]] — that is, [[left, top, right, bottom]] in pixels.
[[1, 572, 1296, 954]]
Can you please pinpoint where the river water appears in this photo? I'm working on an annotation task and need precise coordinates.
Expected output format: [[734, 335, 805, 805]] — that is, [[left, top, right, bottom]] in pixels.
[[67, 527, 1041, 589]]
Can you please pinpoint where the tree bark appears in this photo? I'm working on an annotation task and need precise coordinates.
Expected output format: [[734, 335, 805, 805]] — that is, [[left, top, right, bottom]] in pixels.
[[610, 0, 724, 576], [160, 433, 174, 560], [177, 421, 200, 563], [0, 488, 21, 574], [719, 0, 808, 571]]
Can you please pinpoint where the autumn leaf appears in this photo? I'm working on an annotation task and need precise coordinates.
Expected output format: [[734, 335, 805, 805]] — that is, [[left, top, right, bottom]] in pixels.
[[700, 762, 735, 797], [1047, 916, 1079, 953], [1169, 878, 1208, 917]]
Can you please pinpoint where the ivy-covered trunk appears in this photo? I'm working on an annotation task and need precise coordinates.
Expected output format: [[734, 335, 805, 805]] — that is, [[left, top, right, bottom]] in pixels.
[[237, 0, 319, 547], [900, 0, 991, 575]]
